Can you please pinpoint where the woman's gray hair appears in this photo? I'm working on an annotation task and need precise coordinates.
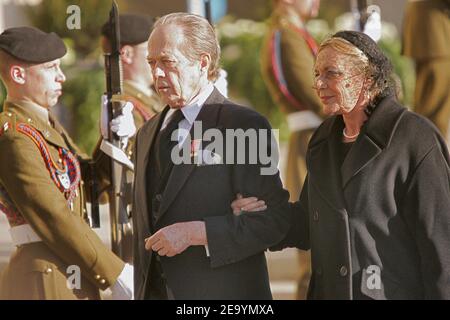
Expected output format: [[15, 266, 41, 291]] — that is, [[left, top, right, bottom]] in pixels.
[[153, 12, 221, 82]]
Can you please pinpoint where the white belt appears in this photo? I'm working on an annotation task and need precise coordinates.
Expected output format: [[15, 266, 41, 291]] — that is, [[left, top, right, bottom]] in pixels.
[[286, 110, 322, 132], [9, 224, 42, 246]]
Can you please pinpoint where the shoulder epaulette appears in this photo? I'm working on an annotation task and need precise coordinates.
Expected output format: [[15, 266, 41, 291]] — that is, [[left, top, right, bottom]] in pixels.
[[0, 112, 17, 137]]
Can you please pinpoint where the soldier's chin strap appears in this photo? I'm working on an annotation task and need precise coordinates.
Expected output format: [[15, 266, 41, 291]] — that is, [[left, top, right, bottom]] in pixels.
[[100, 139, 134, 171]]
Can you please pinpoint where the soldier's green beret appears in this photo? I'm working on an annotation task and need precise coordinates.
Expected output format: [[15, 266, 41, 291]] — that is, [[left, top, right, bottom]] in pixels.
[[101, 14, 153, 46], [0, 27, 67, 63]]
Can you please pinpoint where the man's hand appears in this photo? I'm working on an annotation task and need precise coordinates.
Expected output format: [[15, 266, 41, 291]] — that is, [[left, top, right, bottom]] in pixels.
[[145, 221, 207, 257], [230, 193, 267, 216]]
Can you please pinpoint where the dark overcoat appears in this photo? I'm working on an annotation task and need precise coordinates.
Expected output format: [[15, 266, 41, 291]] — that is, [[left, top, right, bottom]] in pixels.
[[279, 96, 450, 299], [132, 89, 291, 300]]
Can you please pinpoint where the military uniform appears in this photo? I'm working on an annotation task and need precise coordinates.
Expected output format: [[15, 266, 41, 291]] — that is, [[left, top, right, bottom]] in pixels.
[[260, 12, 324, 299], [0, 27, 126, 300], [0, 101, 124, 299], [261, 13, 324, 201], [115, 81, 162, 264], [101, 14, 164, 264], [402, 0, 450, 142]]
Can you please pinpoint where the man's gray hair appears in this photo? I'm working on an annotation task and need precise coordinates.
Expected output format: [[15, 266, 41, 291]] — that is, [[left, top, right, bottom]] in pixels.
[[153, 12, 221, 81]]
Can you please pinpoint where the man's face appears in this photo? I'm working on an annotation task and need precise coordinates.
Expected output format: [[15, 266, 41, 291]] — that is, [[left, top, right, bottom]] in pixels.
[[24, 59, 65, 109], [147, 25, 204, 109], [314, 46, 366, 115]]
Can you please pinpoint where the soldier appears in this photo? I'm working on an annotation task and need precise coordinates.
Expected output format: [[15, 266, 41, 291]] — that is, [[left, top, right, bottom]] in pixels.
[[402, 0, 450, 144], [100, 14, 164, 263], [101, 14, 164, 139], [0, 27, 135, 299], [260, 0, 324, 299]]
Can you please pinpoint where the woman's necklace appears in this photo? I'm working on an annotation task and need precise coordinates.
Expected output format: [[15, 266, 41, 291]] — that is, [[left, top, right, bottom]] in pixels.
[[343, 128, 359, 139]]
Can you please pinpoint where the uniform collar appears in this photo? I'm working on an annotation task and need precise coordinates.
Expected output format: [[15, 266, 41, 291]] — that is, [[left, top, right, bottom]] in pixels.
[[3, 100, 68, 149], [5, 99, 50, 125]]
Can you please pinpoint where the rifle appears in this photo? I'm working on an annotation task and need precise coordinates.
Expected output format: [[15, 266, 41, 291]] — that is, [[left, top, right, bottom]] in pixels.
[[103, 1, 132, 259]]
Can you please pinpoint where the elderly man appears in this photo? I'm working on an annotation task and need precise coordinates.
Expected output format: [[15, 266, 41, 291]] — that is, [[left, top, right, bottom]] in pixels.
[[0, 27, 134, 300], [132, 13, 291, 300]]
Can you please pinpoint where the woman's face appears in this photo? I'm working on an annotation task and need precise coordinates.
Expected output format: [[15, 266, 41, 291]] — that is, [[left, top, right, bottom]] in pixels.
[[314, 46, 367, 115]]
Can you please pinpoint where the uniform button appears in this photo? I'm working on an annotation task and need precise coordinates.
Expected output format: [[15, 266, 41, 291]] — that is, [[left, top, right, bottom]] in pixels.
[[340, 266, 348, 277], [313, 210, 319, 221], [95, 275, 101, 280], [99, 279, 106, 284], [58, 158, 62, 164], [155, 194, 162, 201], [6, 112, 12, 117], [27, 118, 32, 123], [45, 267, 53, 274], [316, 268, 323, 276]]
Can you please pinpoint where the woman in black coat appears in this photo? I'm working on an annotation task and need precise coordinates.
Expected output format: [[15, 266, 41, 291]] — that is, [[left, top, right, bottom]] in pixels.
[[234, 31, 450, 299]]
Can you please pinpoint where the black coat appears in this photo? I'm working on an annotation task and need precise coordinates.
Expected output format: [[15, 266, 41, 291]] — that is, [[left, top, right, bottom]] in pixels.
[[132, 89, 291, 300], [279, 96, 450, 299]]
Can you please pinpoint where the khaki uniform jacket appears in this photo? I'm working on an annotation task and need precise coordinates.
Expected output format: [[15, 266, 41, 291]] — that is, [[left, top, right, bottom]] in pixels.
[[122, 80, 163, 160], [402, 0, 450, 60], [0, 101, 124, 299], [260, 15, 325, 201], [123, 80, 163, 130], [402, 0, 450, 138], [260, 15, 324, 117]]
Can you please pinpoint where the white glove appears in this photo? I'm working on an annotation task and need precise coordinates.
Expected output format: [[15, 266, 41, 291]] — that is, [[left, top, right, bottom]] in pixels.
[[100, 95, 137, 149], [363, 7, 382, 42], [111, 102, 136, 148], [110, 263, 134, 300], [214, 69, 228, 98]]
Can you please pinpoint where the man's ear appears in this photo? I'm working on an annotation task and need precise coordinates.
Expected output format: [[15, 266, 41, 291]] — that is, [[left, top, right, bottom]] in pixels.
[[120, 45, 134, 65], [200, 53, 211, 74], [10, 65, 25, 85]]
